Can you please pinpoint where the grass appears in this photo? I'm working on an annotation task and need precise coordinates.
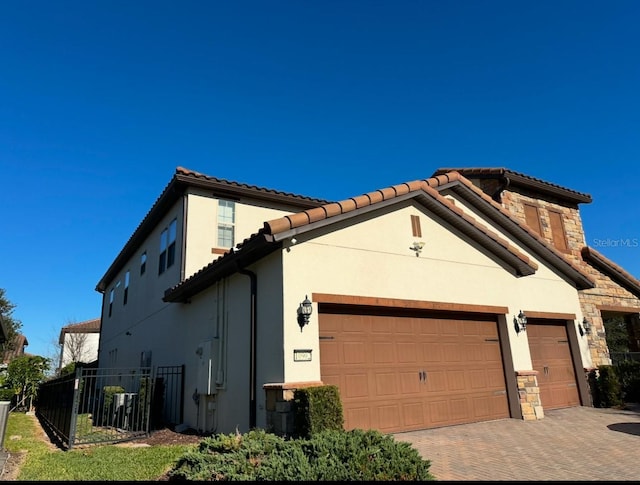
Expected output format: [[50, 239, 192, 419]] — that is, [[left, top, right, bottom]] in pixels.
[[4, 412, 197, 480]]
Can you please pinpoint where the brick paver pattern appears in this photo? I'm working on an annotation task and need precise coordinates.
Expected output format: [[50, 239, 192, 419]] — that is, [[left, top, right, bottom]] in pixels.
[[394, 405, 640, 481]]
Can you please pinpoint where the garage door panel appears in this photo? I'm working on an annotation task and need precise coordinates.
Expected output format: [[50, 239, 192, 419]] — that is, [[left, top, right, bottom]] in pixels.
[[402, 402, 424, 426], [422, 343, 443, 361], [527, 322, 579, 410], [344, 373, 369, 398], [320, 312, 509, 433], [375, 373, 398, 395], [426, 370, 448, 392], [444, 343, 464, 362], [372, 342, 395, 363], [447, 370, 466, 391], [343, 342, 367, 364], [397, 342, 418, 362], [400, 372, 421, 394]]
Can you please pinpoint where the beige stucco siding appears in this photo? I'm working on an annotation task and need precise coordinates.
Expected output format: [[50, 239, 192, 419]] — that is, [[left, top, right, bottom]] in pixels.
[[280, 200, 590, 378], [183, 189, 299, 278], [60, 332, 100, 368], [99, 200, 185, 368]]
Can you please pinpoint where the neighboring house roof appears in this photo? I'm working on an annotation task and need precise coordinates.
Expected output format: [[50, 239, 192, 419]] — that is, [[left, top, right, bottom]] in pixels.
[[96, 167, 330, 293], [581, 246, 640, 299], [2, 334, 29, 364], [58, 318, 101, 345], [164, 171, 595, 303], [431, 167, 593, 205]]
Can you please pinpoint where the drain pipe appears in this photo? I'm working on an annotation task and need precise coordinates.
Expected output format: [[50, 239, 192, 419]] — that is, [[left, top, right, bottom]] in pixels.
[[238, 268, 257, 429]]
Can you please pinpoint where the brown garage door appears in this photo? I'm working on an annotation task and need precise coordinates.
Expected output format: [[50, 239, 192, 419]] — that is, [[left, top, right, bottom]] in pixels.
[[527, 322, 580, 410], [319, 309, 509, 433]]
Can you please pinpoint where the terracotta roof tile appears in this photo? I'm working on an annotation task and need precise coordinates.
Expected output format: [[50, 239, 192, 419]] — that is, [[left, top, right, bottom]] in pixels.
[[324, 203, 343, 218], [432, 167, 592, 203], [289, 212, 311, 229], [379, 187, 397, 200], [351, 194, 371, 209], [338, 198, 357, 213], [305, 207, 328, 224], [581, 246, 640, 297]]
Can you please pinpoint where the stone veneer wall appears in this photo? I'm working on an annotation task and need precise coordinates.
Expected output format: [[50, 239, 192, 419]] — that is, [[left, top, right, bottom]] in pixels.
[[499, 189, 640, 367], [516, 371, 543, 420]]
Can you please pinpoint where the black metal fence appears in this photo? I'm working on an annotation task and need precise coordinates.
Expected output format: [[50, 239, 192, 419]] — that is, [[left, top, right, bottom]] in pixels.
[[37, 365, 184, 450]]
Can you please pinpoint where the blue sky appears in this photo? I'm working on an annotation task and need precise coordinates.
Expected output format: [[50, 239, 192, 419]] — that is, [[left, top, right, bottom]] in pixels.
[[2, 1, 639, 360]]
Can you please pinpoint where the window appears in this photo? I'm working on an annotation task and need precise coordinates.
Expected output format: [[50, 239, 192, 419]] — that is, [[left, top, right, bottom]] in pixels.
[[523, 203, 543, 236], [140, 251, 147, 275], [159, 218, 177, 275], [217, 200, 235, 248], [410, 215, 422, 237], [108, 288, 114, 317], [548, 210, 569, 252], [108, 348, 118, 367], [123, 270, 130, 305]]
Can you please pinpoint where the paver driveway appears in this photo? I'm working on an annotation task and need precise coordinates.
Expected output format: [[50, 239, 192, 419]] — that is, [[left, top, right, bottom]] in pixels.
[[394, 404, 640, 481]]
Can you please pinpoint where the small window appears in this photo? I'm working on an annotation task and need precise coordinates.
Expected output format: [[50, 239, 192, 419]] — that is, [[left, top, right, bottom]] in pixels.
[[159, 218, 177, 275], [523, 203, 543, 237], [548, 210, 569, 252], [159, 228, 168, 274], [410, 215, 422, 237], [123, 270, 130, 305], [108, 288, 114, 317], [167, 219, 177, 268], [140, 251, 147, 275], [217, 200, 235, 248]]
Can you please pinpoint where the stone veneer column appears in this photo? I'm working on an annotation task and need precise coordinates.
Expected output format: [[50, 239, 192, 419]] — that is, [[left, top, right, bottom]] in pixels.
[[263, 381, 323, 436], [516, 371, 544, 420]]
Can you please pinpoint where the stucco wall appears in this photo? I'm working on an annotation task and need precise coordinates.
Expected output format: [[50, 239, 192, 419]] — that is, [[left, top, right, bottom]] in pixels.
[[60, 332, 100, 368], [280, 199, 590, 380]]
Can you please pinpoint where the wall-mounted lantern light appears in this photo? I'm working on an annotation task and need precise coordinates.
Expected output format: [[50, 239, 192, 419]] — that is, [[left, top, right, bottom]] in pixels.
[[513, 310, 527, 334], [297, 295, 313, 331], [579, 317, 591, 337]]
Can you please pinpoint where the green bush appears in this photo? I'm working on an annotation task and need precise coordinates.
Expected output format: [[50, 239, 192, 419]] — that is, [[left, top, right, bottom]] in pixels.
[[293, 385, 344, 438], [0, 388, 15, 401], [593, 365, 623, 408], [168, 428, 433, 481], [615, 360, 640, 403]]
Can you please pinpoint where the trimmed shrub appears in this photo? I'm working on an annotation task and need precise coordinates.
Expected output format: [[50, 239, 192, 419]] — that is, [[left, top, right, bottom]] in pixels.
[[293, 385, 344, 438], [168, 428, 434, 481], [0, 388, 15, 402], [615, 360, 640, 403], [301, 428, 433, 481], [593, 365, 623, 408]]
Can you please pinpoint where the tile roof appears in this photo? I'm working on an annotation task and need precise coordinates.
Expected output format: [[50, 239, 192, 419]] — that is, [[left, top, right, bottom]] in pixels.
[[166, 170, 599, 303], [59, 318, 101, 344], [262, 171, 595, 289], [2, 334, 28, 364], [581, 246, 640, 298], [97, 167, 330, 293], [431, 167, 592, 204], [264, 175, 537, 274], [432, 172, 596, 289]]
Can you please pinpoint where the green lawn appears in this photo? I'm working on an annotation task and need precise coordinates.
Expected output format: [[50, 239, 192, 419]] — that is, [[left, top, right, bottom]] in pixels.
[[4, 412, 197, 480]]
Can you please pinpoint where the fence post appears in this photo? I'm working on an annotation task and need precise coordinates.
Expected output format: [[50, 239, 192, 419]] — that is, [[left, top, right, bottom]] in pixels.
[[67, 367, 82, 450], [0, 401, 10, 450]]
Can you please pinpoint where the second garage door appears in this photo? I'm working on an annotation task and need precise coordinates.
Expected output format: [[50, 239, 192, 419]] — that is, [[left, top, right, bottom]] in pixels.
[[527, 321, 580, 410], [319, 309, 509, 433]]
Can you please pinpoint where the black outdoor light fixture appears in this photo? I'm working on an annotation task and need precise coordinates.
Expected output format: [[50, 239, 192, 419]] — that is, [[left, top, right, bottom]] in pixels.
[[579, 317, 592, 337], [297, 295, 313, 331], [513, 310, 527, 334]]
